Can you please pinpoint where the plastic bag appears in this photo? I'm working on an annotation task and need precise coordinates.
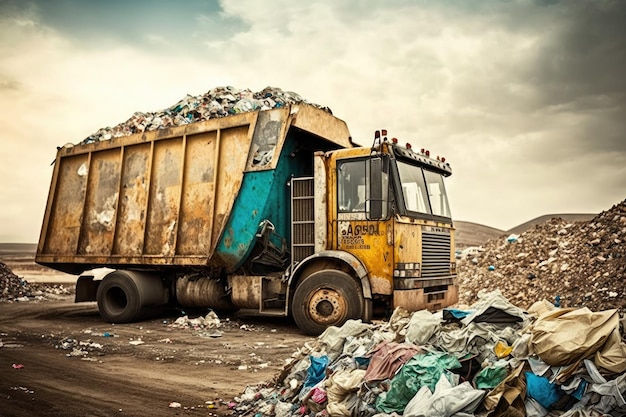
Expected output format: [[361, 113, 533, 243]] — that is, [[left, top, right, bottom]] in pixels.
[[375, 351, 461, 413], [525, 372, 564, 409], [304, 355, 329, 388]]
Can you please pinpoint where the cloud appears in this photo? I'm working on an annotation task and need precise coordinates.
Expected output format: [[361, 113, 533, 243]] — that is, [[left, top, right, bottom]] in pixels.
[[0, 0, 624, 241], [0, 75, 20, 91], [529, 1, 626, 104], [0, 6, 230, 241]]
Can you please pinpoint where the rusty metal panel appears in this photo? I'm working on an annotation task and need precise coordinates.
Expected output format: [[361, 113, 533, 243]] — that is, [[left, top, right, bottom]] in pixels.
[[113, 143, 151, 255], [211, 125, 256, 248], [289, 104, 352, 149], [144, 138, 183, 256], [245, 108, 288, 171], [176, 131, 217, 256], [393, 285, 458, 312], [42, 154, 89, 254], [394, 222, 420, 264], [336, 219, 395, 295], [78, 149, 121, 255]]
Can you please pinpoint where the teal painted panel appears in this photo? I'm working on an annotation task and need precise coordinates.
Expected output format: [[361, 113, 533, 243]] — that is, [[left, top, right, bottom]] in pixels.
[[215, 170, 273, 270], [215, 135, 315, 271]]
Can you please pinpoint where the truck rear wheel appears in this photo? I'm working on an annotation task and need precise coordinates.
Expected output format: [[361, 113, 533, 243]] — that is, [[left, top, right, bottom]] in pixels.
[[96, 270, 165, 323], [292, 270, 364, 336]]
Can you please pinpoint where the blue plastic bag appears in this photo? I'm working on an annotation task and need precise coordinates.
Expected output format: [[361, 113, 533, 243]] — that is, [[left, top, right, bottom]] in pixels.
[[525, 372, 564, 409], [304, 355, 329, 388]]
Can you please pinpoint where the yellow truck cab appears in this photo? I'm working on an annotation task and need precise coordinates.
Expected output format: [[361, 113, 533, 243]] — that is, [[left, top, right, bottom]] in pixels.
[[289, 130, 457, 334]]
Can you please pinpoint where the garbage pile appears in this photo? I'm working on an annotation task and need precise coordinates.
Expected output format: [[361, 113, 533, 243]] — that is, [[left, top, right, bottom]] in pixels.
[[230, 291, 626, 417], [168, 311, 224, 338], [1, 261, 27, 301], [0, 261, 72, 302], [80, 86, 330, 144], [458, 199, 626, 313]]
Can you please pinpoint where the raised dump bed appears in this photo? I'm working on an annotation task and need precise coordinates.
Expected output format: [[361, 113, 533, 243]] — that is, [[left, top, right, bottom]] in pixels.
[[37, 104, 352, 274]]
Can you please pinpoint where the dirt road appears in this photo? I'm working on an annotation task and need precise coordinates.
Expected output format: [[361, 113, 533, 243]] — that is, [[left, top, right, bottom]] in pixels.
[[0, 297, 313, 417]]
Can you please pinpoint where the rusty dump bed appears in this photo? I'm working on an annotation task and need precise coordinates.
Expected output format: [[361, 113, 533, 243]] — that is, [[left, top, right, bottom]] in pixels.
[[36, 104, 352, 274]]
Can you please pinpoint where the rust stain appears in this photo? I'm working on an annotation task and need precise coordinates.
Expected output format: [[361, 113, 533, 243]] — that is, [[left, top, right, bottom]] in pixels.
[[369, 275, 393, 295], [223, 227, 234, 248]]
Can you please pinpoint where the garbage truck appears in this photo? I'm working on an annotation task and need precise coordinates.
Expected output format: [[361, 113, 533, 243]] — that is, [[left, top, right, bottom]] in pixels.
[[36, 103, 457, 335]]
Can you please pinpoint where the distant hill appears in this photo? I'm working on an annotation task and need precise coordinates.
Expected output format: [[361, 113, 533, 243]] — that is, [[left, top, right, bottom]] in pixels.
[[505, 213, 596, 236], [454, 213, 597, 250], [454, 221, 505, 250], [0, 243, 37, 257]]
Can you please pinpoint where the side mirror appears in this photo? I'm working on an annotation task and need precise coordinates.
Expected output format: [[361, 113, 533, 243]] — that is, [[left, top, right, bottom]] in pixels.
[[369, 157, 385, 219]]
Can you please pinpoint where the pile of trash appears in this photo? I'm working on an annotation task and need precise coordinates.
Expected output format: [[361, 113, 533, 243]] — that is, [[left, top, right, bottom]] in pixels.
[[230, 290, 626, 417], [0, 261, 72, 302], [80, 86, 330, 144], [1, 261, 28, 301], [168, 311, 224, 338], [458, 199, 626, 313]]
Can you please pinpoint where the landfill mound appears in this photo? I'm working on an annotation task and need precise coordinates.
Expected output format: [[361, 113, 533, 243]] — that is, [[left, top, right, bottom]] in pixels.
[[230, 291, 626, 417], [81, 86, 329, 144], [0, 261, 72, 302], [458, 199, 626, 313]]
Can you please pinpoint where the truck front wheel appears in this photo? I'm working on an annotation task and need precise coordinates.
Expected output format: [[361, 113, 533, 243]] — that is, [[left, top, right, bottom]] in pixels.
[[292, 270, 364, 336]]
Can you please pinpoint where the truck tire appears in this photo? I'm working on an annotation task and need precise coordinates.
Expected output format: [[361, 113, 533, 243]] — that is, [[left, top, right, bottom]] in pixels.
[[292, 270, 364, 336], [96, 270, 166, 323]]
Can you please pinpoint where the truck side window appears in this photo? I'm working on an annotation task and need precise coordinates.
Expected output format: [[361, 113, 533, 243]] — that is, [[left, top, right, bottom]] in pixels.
[[337, 160, 367, 212]]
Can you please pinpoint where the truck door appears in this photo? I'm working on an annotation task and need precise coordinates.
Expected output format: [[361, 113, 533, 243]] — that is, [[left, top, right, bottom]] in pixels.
[[335, 157, 395, 296]]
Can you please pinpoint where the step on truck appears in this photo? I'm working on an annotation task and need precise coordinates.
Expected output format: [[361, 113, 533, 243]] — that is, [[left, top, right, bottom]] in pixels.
[[36, 103, 458, 335]]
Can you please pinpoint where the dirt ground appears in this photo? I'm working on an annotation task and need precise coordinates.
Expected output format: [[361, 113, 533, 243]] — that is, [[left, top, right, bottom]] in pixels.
[[0, 295, 313, 417]]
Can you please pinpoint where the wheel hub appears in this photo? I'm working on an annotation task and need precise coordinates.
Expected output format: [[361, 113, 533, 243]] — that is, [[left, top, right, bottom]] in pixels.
[[307, 288, 347, 325]]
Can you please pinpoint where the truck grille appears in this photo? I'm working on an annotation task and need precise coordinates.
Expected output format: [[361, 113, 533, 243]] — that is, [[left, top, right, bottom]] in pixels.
[[291, 178, 315, 262], [421, 231, 451, 277]]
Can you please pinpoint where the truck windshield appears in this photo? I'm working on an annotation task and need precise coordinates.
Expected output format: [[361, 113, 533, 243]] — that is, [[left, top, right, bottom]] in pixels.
[[397, 161, 451, 218]]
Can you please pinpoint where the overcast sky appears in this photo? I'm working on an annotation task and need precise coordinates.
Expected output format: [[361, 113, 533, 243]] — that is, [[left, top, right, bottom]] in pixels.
[[1, 0, 624, 243]]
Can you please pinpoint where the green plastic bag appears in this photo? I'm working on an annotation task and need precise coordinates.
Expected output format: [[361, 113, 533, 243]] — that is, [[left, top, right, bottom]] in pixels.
[[375, 351, 461, 413], [474, 364, 508, 390]]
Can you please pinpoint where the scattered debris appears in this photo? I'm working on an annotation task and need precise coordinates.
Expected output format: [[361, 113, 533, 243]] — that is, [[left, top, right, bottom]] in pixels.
[[459, 199, 626, 313], [169, 311, 224, 338], [55, 337, 105, 358], [10, 386, 34, 395], [0, 340, 24, 349]]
